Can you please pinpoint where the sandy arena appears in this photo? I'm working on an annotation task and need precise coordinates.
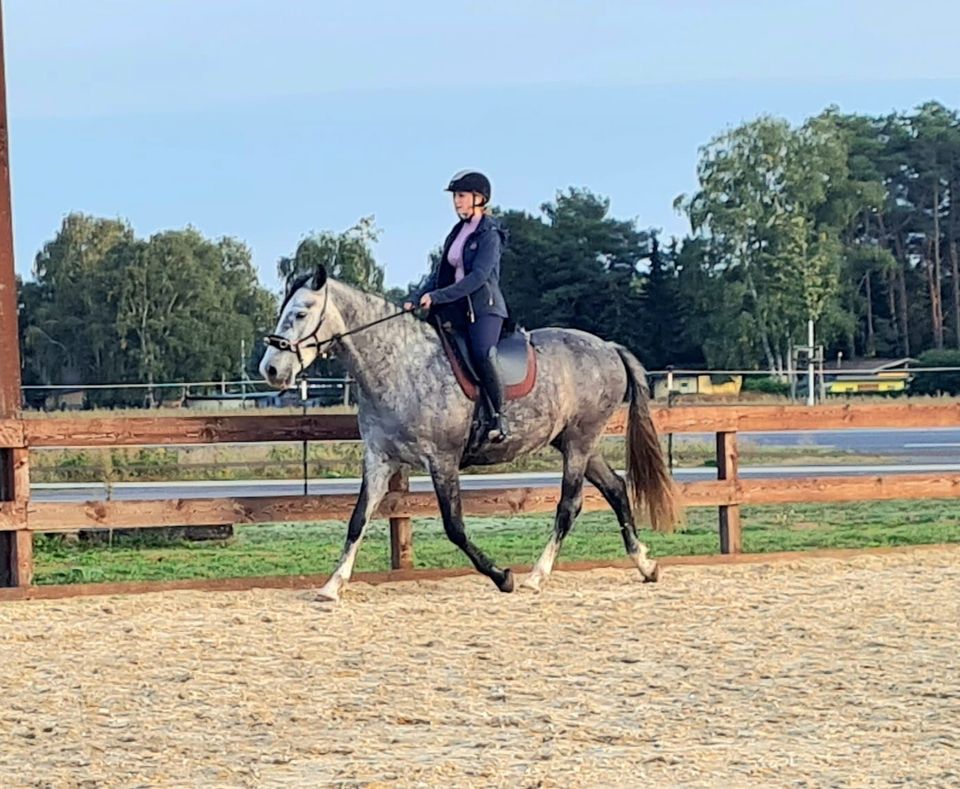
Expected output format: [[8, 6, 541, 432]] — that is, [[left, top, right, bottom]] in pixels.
[[1, 546, 959, 787]]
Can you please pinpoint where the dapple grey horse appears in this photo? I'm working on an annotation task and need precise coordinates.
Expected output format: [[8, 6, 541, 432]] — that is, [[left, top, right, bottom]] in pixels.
[[259, 266, 678, 602]]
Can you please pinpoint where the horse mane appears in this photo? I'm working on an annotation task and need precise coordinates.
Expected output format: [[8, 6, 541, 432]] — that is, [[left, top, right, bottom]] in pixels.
[[282, 271, 409, 321], [280, 271, 528, 352]]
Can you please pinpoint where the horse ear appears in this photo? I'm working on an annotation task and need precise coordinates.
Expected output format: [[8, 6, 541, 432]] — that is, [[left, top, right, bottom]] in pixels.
[[311, 264, 327, 291]]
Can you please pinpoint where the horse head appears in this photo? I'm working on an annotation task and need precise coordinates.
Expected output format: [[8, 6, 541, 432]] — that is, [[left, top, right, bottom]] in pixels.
[[259, 264, 339, 389]]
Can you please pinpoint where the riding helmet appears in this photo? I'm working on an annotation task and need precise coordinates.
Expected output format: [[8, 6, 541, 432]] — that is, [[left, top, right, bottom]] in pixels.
[[445, 169, 491, 205]]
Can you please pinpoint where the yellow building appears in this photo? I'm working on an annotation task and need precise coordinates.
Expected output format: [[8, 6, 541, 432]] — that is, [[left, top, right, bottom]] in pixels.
[[823, 357, 915, 395], [653, 373, 743, 400]]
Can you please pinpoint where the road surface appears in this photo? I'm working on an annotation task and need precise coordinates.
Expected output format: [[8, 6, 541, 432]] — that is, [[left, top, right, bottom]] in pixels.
[[695, 427, 960, 460]]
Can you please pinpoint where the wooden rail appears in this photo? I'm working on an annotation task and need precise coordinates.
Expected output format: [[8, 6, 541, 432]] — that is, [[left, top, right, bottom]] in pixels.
[[1, 402, 959, 590], [11, 401, 960, 446]]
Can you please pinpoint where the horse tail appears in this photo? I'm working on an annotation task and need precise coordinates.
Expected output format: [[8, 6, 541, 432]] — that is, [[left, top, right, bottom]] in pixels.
[[613, 344, 680, 533]]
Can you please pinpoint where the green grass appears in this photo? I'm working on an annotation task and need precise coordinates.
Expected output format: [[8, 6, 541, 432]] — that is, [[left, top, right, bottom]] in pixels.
[[32, 499, 960, 585]]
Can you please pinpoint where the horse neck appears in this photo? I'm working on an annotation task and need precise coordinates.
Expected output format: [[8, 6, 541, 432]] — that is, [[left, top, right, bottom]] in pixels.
[[328, 280, 436, 401]]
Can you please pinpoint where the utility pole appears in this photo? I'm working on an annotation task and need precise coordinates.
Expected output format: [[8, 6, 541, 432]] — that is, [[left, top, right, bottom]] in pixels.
[[0, 0, 32, 586], [240, 338, 246, 406], [0, 0, 18, 417]]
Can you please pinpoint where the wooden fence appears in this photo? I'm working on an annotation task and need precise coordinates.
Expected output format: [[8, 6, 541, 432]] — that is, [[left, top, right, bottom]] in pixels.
[[2, 402, 960, 590]]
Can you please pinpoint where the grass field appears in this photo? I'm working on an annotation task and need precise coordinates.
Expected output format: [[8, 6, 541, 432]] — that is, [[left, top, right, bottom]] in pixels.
[[33, 499, 960, 585]]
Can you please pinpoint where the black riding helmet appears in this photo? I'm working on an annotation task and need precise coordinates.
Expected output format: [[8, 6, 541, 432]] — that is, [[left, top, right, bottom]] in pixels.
[[445, 169, 491, 206]]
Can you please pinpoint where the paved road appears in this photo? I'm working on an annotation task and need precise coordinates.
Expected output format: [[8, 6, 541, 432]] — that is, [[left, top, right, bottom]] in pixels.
[[689, 427, 960, 461]]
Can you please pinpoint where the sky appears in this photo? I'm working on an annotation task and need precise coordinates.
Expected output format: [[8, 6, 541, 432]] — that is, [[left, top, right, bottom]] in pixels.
[[5, 0, 960, 295]]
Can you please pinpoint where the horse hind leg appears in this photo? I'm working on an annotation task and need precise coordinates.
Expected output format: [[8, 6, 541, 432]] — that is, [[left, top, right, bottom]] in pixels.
[[585, 453, 659, 583], [521, 445, 588, 593], [429, 456, 514, 592]]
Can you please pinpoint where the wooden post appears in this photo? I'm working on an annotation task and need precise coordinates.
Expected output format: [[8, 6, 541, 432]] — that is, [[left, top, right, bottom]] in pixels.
[[11, 448, 31, 584], [0, 450, 14, 586], [0, 448, 31, 586], [0, 3, 30, 587], [716, 431, 742, 554], [388, 470, 413, 570], [0, 2, 19, 417]]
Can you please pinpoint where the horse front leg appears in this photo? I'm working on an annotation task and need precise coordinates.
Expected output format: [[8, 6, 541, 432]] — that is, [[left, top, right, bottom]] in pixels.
[[314, 448, 397, 603]]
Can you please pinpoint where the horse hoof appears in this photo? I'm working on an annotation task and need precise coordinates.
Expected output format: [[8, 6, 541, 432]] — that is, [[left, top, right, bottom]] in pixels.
[[497, 569, 515, 593], [312, 583, 341, 603], [642, 564, 660, 584], [520, 576, 543, 593]]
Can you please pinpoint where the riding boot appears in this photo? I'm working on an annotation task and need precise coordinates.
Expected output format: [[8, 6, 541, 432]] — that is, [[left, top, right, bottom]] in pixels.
[[478, 347, 509, 443]]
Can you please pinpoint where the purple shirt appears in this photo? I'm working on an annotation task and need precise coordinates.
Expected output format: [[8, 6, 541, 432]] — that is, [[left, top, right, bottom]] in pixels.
[[446, 214, 482, 282]]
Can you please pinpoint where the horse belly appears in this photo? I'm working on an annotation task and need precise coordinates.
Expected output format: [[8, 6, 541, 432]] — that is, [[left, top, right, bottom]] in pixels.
[[460, 392, 563, 468]]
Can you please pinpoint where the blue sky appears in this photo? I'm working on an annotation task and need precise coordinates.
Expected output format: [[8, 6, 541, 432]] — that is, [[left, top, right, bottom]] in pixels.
[[6, 0, 960, 294]]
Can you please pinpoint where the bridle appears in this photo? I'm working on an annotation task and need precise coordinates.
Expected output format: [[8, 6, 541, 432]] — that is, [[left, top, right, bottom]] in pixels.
[[263, 284, 331, 370], [263, 284, 418, 372]]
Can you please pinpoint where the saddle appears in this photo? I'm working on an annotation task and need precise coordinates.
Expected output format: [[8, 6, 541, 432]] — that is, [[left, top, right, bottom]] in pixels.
[[435, 320, 538, 402]]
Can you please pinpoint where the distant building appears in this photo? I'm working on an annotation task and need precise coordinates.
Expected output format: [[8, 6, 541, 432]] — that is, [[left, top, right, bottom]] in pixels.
[[822, 357, 916, 395], [182, 391, 279, 410], [652, 372, 743, 400], [41, 387, 85, 411]]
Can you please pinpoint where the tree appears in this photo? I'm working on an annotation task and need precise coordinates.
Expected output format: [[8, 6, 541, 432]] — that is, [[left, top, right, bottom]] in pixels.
[[18, 214, 276, 406], [24, 214, 135, 387], [822, 109, 897, 358], [672, 236, 763, 369], [676, 114, 860, 372], [114, 228, 276, 399], [637, 234, 698, 369], [277, 216, 385, 293], [498, 188, 651, 355], [910, 349, 960, 395], [905, 103, 957, 349]]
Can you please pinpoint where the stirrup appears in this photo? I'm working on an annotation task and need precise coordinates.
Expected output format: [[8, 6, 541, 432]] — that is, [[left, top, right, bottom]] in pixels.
[[487, 413, 508, 443]]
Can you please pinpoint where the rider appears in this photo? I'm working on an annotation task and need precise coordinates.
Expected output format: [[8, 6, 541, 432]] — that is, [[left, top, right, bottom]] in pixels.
[[405, 169, 510, 443]]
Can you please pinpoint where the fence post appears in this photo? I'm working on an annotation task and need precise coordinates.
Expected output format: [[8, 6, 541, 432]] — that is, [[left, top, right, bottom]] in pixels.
[[716, 431, 742, 554], [12, 448, 31, 584], [388, 470, 413, 570], [0, 447, 31, 586]]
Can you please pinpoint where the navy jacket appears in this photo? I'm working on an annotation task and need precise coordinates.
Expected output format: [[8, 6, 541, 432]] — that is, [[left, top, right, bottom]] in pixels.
[[413, 214, 509, 321]]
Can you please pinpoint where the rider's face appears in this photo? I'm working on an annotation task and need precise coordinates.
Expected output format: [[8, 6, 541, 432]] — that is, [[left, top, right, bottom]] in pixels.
[[453, 191, 480, 219]]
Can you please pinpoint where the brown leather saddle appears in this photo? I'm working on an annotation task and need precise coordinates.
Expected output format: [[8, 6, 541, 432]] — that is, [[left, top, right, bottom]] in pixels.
[[434, 321, 538, 402]]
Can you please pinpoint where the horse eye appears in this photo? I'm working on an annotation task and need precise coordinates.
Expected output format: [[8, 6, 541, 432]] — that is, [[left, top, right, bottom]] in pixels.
[[295, 311, 307, 320]]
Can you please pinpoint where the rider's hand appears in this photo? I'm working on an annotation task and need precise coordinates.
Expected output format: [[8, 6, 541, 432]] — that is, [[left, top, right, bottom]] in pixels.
[[403, 301, 415, 312], [419, 293, 432, 311]]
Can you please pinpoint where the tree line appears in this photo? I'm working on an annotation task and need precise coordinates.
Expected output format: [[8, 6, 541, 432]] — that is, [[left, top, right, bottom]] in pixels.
[[16, 100, 960, 406]]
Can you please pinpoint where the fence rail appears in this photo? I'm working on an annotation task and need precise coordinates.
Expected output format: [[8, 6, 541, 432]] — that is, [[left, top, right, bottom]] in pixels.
[[8, 401, 960, 447], [2, 402, 960, 589]]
